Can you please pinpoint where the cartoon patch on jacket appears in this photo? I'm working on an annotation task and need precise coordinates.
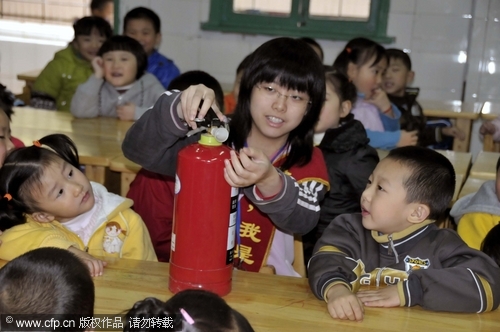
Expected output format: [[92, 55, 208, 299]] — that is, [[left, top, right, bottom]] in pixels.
[[103, 221, 126, 254]]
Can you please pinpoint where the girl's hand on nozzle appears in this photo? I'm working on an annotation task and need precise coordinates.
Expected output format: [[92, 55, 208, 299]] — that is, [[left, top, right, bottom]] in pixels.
[[179, 84, 225, 130], [91, 56, 104, 79], [68, 246, 107, 277], [397, 130, 418, 147], [224, 148, 281, 197]]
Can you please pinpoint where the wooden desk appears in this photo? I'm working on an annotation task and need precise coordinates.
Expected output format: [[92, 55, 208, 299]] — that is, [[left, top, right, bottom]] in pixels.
[[3, 258, 497, 331], [470, 151, 500, 180], [109, 155, 141, 196], [458, 177, 487, 199], [421, 100, 482, 152], [10, 107, 133, 187], [16, 69, 41, 104]]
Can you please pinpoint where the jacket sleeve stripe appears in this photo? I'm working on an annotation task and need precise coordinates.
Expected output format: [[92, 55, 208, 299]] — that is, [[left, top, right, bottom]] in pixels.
[[316, 245, 345, 254], [468, 268, 485, 313], [477, 274, 495, 312]]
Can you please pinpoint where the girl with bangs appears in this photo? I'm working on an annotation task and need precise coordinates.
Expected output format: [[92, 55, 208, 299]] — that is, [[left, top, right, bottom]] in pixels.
[[122, 37, 330, 276], [71, 35, 165, 120]]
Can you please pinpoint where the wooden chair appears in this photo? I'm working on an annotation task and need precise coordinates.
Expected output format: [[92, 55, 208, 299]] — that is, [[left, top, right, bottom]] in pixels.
[[483, 134, 500, 152], [259, 234, 306, 277]]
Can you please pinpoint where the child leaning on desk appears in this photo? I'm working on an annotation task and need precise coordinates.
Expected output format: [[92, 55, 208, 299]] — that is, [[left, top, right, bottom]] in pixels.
[[450, 156, 500, 250], [31, 16, 112, 112], [333, 38, 418, 150], [383, 49, 464, 149], [123, 7, 181, 89], [71, 35, 165, 121], [0, 134, 157, 277], [308, 146, 500, 321]]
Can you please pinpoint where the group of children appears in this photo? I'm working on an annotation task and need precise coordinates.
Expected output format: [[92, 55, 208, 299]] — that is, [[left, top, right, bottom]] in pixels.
[[0, 12, 499, 327], [31, 6, 179, 121]]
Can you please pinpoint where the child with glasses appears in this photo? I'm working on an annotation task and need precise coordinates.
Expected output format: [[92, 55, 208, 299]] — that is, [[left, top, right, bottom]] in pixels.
[[122, 37, 330, 276]]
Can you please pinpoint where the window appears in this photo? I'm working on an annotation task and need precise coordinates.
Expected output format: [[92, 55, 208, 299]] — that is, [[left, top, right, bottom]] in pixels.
[[0, 0, 91, 24], [202, 0, 394, 43]]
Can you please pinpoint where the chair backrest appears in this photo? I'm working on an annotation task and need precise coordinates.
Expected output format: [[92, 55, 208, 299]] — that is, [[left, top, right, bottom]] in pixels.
[[292, 234, 306, 277], [483, 134, 500, 152]]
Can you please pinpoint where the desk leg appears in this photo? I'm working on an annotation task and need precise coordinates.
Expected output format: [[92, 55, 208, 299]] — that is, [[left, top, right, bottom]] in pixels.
[[453, 118, 471, 152], [85, 166, 106, 185]]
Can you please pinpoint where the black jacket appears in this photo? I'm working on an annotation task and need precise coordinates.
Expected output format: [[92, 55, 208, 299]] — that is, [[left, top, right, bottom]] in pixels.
[[317, 115, 379, 234]]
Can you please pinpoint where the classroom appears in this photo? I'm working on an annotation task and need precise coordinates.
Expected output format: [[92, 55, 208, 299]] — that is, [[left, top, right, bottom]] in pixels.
[[0, 1, 499, 331]]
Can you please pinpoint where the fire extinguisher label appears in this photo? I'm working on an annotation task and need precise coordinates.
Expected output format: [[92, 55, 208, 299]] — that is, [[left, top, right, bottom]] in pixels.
[[226, 187, 238, 265], [171, 233, 176, 252]]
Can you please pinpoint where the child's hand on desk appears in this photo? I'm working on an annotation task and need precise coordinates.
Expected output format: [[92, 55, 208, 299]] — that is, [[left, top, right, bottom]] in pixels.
[[91, 56, 104, 79], [224, 148, 281, 197], [117, 102, 136, 121], [356, 285, 401, 307], [326, 284, 364, 321], [480, 121, 497, 135], [68, 246, 107, 277], [442, 126, 465, 140], [397, 130, 418, 147]]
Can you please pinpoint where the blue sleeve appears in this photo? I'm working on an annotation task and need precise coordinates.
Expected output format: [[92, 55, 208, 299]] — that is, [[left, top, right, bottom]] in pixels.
[[380, 104, 401, 131], [366, 129, 401, 149]]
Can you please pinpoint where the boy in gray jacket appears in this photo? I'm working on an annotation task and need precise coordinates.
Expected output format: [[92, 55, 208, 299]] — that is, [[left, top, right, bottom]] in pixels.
[[309, 146, 500, 321]]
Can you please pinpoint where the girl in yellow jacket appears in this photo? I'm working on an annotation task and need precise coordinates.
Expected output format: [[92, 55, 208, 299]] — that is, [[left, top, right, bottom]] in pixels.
[[0, 134, 157, 276]]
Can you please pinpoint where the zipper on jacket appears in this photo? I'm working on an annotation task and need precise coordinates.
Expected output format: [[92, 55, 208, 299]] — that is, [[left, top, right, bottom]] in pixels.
[[388, 234, 399, 264]]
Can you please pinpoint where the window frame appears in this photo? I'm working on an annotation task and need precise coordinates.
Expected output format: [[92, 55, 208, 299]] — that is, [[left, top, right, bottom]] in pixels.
[[201, 0, 394, 43]]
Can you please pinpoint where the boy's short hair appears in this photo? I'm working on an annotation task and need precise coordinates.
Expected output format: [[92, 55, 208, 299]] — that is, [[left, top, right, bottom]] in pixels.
[[324, 66, 357, 105], [0, 247, 94, 319], [386, 146, 455, 220], [167, 71, 225, 113], [386, 48, 412, 71], [90, 0, 113, 11], [236, 54, 253, 76], [73, 16, 112, 38], [0, 84, 15, 120], [482, 224, 500, 266], [123, 7, 161, 34], [299, 37, 324, 61], [98, 36, 148, 80]]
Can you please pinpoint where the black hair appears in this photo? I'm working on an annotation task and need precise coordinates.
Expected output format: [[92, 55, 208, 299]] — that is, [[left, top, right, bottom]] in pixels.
[[0, 247, 94, 322], [73, 16, 112, 38], [386, 146, 455, 220], [386, 48, 412, 71], [298, 37, 324, 62], [0, 134, 80, 231], [98, 35, 148, 80], [0, 84, 15, 120], [324, 66, 357, 106], [168, 71, 225, 113], [124, 290, 254, 332], [123, 7, 161, 34], [332, 37, 386, 79], [228, 37, 325, 170], [482, 224, 500, 266], [90, 0, 113, 11], [496, 156, 500, 172]]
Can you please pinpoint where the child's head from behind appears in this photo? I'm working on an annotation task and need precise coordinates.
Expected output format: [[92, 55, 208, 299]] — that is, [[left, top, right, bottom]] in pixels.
[[90, 0, 114, 25], [0, 134, 94, 231], [333, 37, 387, 97], [383, 49, 414, 97], [73, 16, 112, 62], [482, 224, 500, 266], [168, 70, 225, 113], [361, 146, 455, 234], [0, 247, 94, 319], [230, 37, 325, 170], [0, 85, 15, 164], [232, 54, 253, 103], [315, 68, 357, 133], [98, 35, 148, 87], [298, 37, 324, 62], [125, 289, 254, 332], [495, 156, 500, 201], [123, 7, 161, 55]]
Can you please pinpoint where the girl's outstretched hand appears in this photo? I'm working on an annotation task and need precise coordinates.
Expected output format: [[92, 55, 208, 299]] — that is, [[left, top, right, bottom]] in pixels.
[[224, 147, 282, 197], [178, 84, 225, 129], [68, 246, 107, 277], [91, 56, 104, 79]]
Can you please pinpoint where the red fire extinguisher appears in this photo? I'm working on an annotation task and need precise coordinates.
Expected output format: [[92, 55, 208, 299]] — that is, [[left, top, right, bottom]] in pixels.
[[169, 132, 238, 296]]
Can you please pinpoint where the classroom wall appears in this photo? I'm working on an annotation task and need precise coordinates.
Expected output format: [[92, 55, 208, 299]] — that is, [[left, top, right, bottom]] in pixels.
[[1, 0, 498, 157]]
